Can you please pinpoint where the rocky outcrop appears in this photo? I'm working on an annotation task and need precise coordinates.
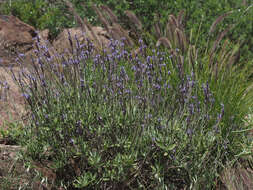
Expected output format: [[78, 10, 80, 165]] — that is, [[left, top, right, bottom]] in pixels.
[[0, 15, 37, 66], [52, 26, 110, 55]]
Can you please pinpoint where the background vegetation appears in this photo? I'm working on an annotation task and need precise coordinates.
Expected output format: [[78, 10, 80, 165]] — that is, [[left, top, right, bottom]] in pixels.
[[1, 0, 253, 62]]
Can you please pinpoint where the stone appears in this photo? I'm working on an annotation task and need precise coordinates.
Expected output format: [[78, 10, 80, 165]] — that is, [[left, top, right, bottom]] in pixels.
[[0, 15, 37, 66], [52, 26, 110, 55]]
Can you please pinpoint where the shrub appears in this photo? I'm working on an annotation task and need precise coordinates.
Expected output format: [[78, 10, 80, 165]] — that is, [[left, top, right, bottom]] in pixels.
[[9, 19, 253, 189]]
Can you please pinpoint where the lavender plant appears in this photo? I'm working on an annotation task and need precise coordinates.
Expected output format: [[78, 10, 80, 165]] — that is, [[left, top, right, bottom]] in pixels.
[[11, 29, 253, 189]]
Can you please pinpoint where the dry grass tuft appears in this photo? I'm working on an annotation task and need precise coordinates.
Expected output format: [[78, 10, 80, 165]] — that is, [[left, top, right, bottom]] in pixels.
[[64, 0, 87, 32], [154, 23, 161, 38], [156, 37, 172, 49], [154, 11, 188, 53], [174, 28, 187, 53], [89, 3, 134, 47], [209, 26, 232, 66], [64, 1, 188, 52], [124, 10, 143, 31], [91, 4, 110, 32], [209, 11, 233, 35], [100, 5, 119, 24], [64, 0, 101, 48], [110, 23, 134, 46], [177, 10, 185, 27]]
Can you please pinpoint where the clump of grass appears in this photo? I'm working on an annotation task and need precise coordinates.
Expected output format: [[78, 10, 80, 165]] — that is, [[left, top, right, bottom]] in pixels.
[[88, 2, 134, 47]]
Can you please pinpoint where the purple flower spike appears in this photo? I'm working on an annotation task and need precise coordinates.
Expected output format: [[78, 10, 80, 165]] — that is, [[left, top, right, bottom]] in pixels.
[[218, 103, 225, 120], [22, 93, 30, 100], [80, 79, 85, 89]]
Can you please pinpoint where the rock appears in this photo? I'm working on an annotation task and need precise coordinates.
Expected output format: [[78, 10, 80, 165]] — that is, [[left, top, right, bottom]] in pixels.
[[52, 26, 110, 55], [0, 15, 36, 47], [0, 67, 27, 128], [0, 15, 37, 66]]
